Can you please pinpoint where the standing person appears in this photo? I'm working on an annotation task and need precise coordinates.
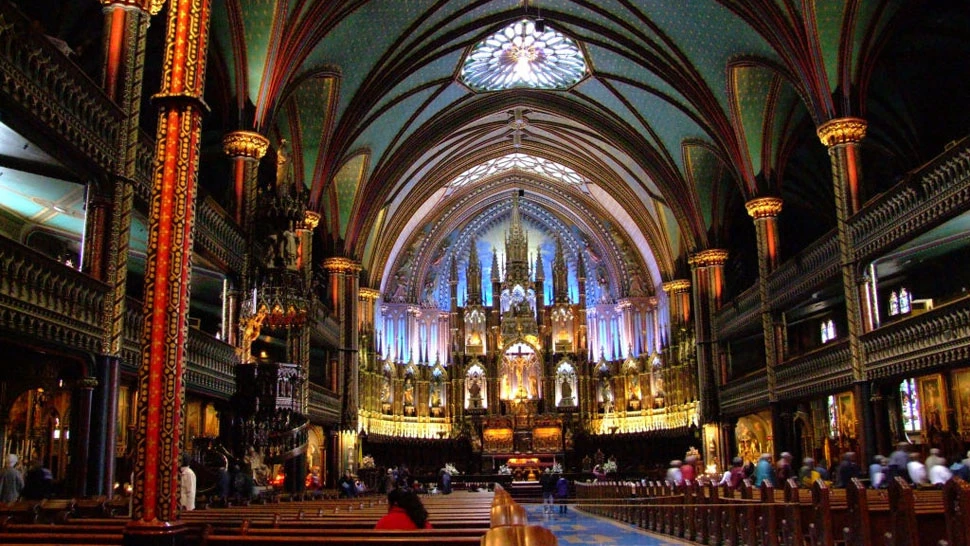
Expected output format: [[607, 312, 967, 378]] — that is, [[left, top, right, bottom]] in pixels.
[[869, 456, 887, 489], [925, 448, 944, 471], [22, 459, 52, 500], [754, 454, 774, 487], [718, 457, 745, 489], [665, 460, 682, 485], [555, 474, 569, 514], [799, 458, 822, 488], [835, 452, 860, 488], [179, 454, 196, 511], [339, 470, 358, 498], [375, 488, 432, 529], [907, 452, 928, 486], [681, 455, 697, 483], [888, 442, 910, 483], [776, 452, 794, 483], [0, 454, 24, 503], [540, 469, 555, 514]]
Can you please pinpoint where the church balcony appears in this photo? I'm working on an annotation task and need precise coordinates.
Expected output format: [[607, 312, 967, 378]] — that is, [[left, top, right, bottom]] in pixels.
[[774, 340, 852, 400], [716, 136, 970, 345], [862, 294, 970, 382], [718, 370, 768, 418], [0, 233, 107, 353], [0, 2, 122, 174], [307, 382, 341, 423]]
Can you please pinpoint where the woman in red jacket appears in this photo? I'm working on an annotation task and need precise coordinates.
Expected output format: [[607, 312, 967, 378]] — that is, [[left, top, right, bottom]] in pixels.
[[374, 488, 432, 529]]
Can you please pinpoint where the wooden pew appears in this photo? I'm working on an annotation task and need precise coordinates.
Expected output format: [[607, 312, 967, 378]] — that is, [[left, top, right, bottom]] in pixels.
[[844, 478, 890, 546], [888, 477, 945, 546], [944, 476, 970, 546], [810, 479, 848, 546]]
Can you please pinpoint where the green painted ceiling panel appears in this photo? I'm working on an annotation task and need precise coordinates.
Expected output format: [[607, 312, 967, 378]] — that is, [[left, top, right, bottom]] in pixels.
[[730, 64, 776, 178], [814, 0, 847, 93], [210, 3, 238, 100], [349, 86, 438, 181], [394, 82, 471, 151], [291, 76, 335, 189], [684, 143, 720, 231], [334, 153, 368, 239], [239, 0, 281, 102]]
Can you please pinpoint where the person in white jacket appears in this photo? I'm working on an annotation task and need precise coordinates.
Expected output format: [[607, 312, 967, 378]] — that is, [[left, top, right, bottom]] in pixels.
[[180, 454, 196, 511]]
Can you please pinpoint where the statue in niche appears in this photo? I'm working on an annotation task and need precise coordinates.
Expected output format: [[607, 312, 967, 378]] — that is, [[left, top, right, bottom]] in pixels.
[[430, 381, 442, 407], [276, 139, 295, 194], [380, 374, 391, 403], [468, 378, 482, 401], [599, 377, 613, 404], [501, 374, 511, 399], [403, 375, 414, 406], [627, 373, 640, 401], [560, 376, 572, 401], [282, 223, 298, 269], [529, 374, 538, 399]]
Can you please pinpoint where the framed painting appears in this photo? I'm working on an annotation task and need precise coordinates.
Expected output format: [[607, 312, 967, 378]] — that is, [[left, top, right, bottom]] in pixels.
[[918, 374, 947, 431], [836, 391, 856, 439], [951, 368, 970, 432]]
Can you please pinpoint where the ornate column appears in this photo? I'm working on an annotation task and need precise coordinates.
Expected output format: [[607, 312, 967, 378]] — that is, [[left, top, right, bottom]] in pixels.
[[89, 0, 156, 499], [71, 377, 98, 497], [323, 258, 362, 431], [817, 117, 871, 463], [358, 288, 380, 384], [746, 197, 784, 454], [689, 249, 728, 422], [126, 0, 211, 542], [662, 279, 691, 332], [222, 131, 269, 226]]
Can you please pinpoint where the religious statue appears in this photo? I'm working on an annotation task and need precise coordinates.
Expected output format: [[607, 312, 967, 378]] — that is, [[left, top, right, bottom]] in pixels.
[[627, 373, 640, 401], [599, 377, 613, 403], [276, 139, 295, 193], [501, 374, 511, 399], [528, 373, 538, 399], [430, 381, 442, 407], [560, 376, 572, 400], [282, 225, 298, 270], [380, 374, 391, 403], [403, 376, 414, 406]]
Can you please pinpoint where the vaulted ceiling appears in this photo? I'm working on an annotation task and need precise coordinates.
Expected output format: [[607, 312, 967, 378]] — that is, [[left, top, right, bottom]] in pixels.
[[193, 0, 966, 304]]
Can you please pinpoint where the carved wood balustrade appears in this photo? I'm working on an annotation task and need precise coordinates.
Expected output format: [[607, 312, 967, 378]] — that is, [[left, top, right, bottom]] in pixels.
[[774, 340, 852, 399], [719, 371, 769, 417]]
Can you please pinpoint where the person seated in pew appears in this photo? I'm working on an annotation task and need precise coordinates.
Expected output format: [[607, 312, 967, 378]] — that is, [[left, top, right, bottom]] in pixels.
[[907, 452, 928, 486], [719, 457, 745, 489], [835, 452, 860, 488], [800, 457, 823, 488], [338, 470, 358, 498], [950, 455, 970, 481], [375, 488, 432, 530], [754, 453, 774, 487]]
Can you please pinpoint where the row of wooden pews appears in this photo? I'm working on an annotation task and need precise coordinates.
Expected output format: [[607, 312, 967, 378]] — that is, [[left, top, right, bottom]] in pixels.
[[0, 485, 557, 545], [575, 475, 970, 546]]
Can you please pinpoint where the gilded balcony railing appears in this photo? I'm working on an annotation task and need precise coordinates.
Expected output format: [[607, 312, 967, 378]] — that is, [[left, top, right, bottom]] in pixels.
[[0, 3, 122, 171], [0, 235, 108, 353]]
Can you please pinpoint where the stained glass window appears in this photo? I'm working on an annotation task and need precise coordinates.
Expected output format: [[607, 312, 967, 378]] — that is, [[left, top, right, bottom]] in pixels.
[[821, 320, 836, 343], [827, 395, 839, 438], [900, 378, 921, 433], [448, 153, 587, 188], [889, 291, 899, 316], [899, 288, 912, 314], [461, 19, 588, 91]]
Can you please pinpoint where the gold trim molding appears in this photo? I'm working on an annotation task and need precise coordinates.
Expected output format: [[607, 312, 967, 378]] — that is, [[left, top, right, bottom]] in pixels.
[[322, 257, 361, 274], [100, 0, 164, 14], [222, 131, 270, 160], [359, 287, 381, 301], [662, 279, 691, 294], [688, 249, 729, 268], [817, 117, 867, 147], [745, 197, 783, 219]]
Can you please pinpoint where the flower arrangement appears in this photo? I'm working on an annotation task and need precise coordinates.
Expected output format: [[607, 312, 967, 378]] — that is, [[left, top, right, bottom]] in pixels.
[[602, 459, 618, 473], [360, 454, 376, 469], [443, 463, 460, 475], [551, 462, 563, 474], [498, 464, 512, 475]]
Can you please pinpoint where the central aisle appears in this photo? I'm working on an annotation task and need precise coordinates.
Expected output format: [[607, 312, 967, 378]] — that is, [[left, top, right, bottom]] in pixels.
[[522, 503, 690, 546]]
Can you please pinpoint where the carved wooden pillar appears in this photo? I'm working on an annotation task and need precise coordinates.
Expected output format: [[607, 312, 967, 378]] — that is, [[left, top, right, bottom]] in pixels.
[[126, 0, 211, 542], [817, 117, 871, 464], [746, 197, 785, 454], [689, 249, 728, 423]]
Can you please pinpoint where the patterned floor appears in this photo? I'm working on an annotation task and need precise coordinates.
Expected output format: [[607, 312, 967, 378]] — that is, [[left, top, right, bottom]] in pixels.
[[523, 503, 691, 546]]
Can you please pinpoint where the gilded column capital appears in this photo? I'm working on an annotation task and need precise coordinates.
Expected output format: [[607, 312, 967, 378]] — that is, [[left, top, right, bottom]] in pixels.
[[688, 249, 729, 268], [359, 287, 381, 301], [322, 257, 362, 274], [662, 279, 691, 294], [222, 131, 270, 160], [77, 376, 100, 390], [745, 197, 783, 220], [817, 117, 867, 147], [100, 0, 163, 14], [302, 210, 321, 231]]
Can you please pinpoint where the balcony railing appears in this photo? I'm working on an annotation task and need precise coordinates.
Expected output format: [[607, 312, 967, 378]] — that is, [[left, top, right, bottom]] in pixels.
[[307, 383, 341, 423], [775, 340, 852, 399], [195, 194, 246, 273], [0, 3, 122, 171], [714, 281, 761, 339], [850, 136, 970, 262], [718, 370, 768, 417], [767, 232, 840, 310], [862, 295, 970, 381], [0, 235, 108, 353]]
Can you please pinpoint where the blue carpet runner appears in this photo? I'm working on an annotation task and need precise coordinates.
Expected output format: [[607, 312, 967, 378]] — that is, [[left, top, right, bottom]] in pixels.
[[523, 503, 691, 546]]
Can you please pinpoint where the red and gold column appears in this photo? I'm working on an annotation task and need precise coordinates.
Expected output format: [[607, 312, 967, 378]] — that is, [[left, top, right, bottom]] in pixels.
[[818, 117, 870, 463], [689, 249, 728, 422], [222, 131, 269, 226], [662, 279, 691, 332], [127, 0, 211, 541], [323, 257, 361, 432]]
